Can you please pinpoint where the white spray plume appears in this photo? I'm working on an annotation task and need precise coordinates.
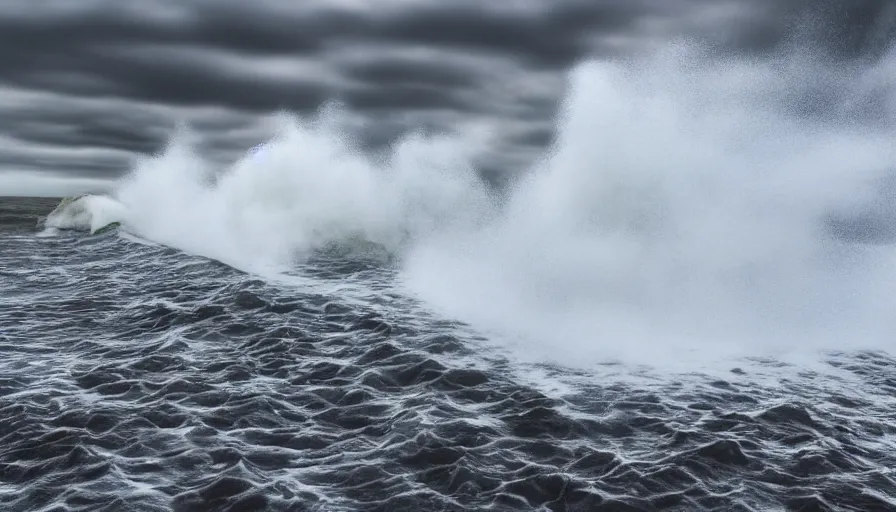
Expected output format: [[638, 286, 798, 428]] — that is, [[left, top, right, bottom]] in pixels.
[[403, 43, 896, 368], [111, 111, 495, 273]]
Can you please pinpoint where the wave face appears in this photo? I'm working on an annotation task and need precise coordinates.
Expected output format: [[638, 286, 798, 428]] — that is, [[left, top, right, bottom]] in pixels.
[[91, 41, 896, 370]]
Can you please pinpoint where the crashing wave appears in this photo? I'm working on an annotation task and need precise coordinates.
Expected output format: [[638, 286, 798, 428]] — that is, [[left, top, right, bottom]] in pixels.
[[39, 194, 128, 236]]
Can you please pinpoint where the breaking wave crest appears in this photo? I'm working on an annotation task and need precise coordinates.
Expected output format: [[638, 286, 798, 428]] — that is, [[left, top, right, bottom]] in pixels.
[[41, 194, 127, 235]]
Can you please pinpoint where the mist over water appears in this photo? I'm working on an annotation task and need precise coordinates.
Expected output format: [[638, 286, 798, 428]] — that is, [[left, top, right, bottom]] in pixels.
[[102, 40, 896, 370]]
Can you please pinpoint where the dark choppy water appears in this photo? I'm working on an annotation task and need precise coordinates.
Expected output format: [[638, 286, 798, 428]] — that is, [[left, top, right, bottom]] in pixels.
[[2, 196, 896, 512]]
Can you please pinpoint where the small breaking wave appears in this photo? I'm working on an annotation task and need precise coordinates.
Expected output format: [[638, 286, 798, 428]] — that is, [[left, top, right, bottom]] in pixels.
[[39, 194, 128, 236]]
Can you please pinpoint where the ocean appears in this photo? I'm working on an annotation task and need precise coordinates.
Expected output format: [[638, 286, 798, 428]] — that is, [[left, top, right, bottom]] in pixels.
[[3, 44, 896, 512]]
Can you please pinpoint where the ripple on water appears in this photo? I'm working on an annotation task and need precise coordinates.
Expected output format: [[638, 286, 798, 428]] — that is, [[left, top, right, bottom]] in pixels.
[[1, 232, 896, 511]]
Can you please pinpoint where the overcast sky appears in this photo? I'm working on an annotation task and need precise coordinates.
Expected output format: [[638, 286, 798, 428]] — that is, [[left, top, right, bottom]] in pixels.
[[0, 0, 892, 194]]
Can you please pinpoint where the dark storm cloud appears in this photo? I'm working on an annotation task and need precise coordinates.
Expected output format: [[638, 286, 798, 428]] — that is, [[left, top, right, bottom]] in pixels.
[[0, 3, 348, 60], [807, 0, 896, 58], [1, 158, 127, 178], [10, 110, 166, 155], [364, 2, 650, 68], [0, 4, 341, 115], [508, 127, 557, 149], [0, 136, 131, 178], [0, 0, 652, 111], [343, 57, 480, 89], [1, 88, 176, 166], [4, 47, 333, 113], [0, 0, 892, 189], [721, 0, 896, 58]]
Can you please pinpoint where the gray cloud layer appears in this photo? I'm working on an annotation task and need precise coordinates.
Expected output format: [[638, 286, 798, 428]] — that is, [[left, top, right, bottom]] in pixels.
[[0, 0, 891, 188]]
